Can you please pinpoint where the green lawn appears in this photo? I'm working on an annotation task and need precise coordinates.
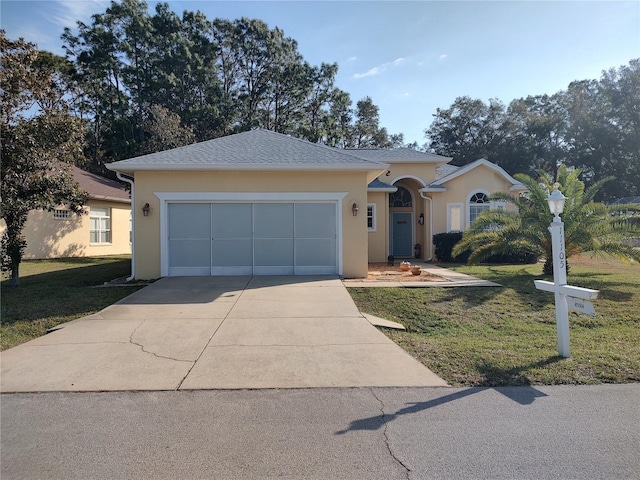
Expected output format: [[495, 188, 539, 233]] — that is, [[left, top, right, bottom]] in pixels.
[[349, 255, 640, 386], [1, 256, 144, 350]]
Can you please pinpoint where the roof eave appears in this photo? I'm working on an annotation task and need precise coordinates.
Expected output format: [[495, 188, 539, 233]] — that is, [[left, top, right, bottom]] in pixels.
[[88, 194, 131, 204], [420, 186, 447, 192], [106, 163, 387, 173]]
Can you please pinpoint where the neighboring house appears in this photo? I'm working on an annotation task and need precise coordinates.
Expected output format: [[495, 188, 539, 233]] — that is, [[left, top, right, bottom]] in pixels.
[[0, 166, 132, 259], [106, 129, 525, 279]]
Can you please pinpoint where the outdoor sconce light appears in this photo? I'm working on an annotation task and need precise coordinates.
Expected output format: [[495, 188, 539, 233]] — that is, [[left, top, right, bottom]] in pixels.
[[547, 183, 566, 220], [418, 213, 425, 225], [142, 203, 150, 217], [352, 202, 359, 216]]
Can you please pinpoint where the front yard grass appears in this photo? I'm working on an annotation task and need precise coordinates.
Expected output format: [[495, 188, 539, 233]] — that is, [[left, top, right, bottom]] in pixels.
[[1, 256, 143, 350], [349, 255, 640, 386]]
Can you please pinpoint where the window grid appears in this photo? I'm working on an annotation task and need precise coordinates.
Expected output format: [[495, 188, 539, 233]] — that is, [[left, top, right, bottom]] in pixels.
[[389, 186, 413, 207], [90, 207, 112, 244], [367, 204, 376, 231], [469, 193, 490, 224], [53, 209, 71, 219]]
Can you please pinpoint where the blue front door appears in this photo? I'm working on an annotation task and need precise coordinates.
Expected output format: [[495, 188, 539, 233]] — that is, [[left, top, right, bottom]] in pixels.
[[391, 213, 413, 257]]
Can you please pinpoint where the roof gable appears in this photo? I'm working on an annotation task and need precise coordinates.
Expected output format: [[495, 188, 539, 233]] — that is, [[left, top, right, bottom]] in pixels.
[[106, 129, 388, 173], [426, 159, 526, 191]]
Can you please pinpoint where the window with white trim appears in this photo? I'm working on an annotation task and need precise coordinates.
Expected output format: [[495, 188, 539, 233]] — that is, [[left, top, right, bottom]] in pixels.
[[447, 203, 463, 232], [469, 192, 491, 224], [90, 207, 111, 244], [53, 209, 71, 219], [367, 204, 376, 232]]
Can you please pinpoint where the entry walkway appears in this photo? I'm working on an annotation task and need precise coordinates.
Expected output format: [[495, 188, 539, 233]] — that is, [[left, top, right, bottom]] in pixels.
[[343, 262, 502, 288], [0, 276, 447, 392]]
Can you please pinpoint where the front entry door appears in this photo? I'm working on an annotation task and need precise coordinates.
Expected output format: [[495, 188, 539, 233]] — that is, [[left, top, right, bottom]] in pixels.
[[391, 212, 413, 257]]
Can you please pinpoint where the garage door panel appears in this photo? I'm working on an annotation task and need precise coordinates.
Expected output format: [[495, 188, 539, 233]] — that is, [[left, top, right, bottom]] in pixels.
[[168, 239, 211, 276], [212, 239, 252, 266], [212, 204, 252, 238], [255, 239, 294, 267], [169, 204, 210, 238], [254, 204, 294, 238], [295, 203, 336, 238], [295, 239, 336, 267]]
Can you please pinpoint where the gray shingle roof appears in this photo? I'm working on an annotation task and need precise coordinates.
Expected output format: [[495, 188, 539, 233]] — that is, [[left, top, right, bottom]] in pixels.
[[106, 129, 388, 173], [435, 164, 460, 180], [345, 148, 451, 163], [368, 178, 397, 191]]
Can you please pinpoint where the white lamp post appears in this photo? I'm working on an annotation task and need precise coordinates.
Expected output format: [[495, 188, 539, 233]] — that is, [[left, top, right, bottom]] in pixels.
[[547, 183, 570, 357], [535, 183, 599, 357]]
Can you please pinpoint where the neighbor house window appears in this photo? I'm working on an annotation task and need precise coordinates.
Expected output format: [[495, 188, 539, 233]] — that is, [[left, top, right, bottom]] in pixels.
[[447, 203, 463, 232], [469, 192, 491, 224], [90, 207, 111, 244], [367, 204, 376, 232], [53, 209, 71, 219]]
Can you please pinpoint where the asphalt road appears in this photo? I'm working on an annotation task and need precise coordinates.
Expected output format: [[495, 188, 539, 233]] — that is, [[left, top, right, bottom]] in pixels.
[[2, 384, 638, 479]]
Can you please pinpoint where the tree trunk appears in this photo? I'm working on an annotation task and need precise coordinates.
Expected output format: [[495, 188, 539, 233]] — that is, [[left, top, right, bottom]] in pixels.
[[10, 259, 20, 287]]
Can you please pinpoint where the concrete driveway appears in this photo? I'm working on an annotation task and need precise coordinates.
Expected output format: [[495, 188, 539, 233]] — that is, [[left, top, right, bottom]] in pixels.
[[0, 276, 446, 392]]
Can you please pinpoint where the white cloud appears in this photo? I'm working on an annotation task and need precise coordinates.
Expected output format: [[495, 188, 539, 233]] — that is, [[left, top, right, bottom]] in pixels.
[[346, 56, 358, 63], [353, 57, 406, 79], [439, 54, 448, 61], [353, 66, 381, 79], [51, 0, 110, 29]]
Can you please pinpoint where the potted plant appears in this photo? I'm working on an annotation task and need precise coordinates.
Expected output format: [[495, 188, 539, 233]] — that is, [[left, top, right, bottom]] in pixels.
[[400, 261, 411, 271], [410, 265, 422, 276]]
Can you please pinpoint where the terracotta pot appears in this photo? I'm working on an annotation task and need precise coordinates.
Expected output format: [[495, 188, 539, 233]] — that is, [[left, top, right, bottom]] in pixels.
[[411, 267, 422, 276], [400, 264, 410, 271]]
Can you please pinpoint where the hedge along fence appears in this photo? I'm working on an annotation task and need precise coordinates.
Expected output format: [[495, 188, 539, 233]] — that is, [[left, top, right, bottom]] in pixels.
[[432, 232, 538, 264]]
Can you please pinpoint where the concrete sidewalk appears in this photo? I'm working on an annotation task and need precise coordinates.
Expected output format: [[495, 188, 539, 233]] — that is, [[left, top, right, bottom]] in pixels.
[[0, 276, 446, 392]]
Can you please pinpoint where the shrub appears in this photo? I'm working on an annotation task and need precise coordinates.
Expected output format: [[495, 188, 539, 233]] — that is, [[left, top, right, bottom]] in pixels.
[[433, 232, 470, 263], [433, 232, 537, 264]]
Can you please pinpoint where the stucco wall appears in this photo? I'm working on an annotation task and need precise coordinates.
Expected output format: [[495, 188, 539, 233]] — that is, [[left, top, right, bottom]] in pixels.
[[431, 165, 517, 235], [0, 200, 131, 259], [132, 170, 369, 279], [366, 191, 389, 262]]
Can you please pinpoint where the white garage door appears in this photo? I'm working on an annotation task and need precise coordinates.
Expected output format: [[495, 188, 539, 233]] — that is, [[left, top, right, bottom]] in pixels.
[[167, 203, 337, 276]]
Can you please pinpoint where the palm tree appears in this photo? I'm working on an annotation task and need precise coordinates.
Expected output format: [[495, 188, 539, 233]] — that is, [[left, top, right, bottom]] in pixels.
[[452, 165, 640, 275]]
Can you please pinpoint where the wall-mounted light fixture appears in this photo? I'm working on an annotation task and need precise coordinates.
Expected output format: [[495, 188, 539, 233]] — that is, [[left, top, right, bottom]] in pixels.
[[418, 213, 425, 225], [142, 203, 150, 217], [352, 202, 359, 216]]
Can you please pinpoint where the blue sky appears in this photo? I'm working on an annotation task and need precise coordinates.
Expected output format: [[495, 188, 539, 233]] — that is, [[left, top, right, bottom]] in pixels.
[[2, 1, 639, 144]]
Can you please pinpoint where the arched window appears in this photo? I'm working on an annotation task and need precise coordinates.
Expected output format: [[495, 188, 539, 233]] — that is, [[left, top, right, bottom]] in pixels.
[[469, 192, 490, 224], [389, 186, 413, 207]]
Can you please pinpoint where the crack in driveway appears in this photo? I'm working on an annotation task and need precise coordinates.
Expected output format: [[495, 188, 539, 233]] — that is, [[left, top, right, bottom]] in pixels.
[[129, 320, 193, 363], [370, 388, 411, 480]]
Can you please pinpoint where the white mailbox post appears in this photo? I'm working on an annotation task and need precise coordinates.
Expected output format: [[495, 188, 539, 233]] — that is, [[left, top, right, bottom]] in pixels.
[[534, 184, 599, 358]]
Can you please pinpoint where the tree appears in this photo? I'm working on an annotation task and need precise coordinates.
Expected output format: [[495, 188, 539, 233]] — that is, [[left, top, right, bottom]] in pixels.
[[452, 165, 640, 275], [140, 104, 195, 154], [425, 96, 507, 166], [1, 32, 89, 286]]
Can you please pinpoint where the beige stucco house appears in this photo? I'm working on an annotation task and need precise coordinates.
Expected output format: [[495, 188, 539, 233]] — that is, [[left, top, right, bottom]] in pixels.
[[0, 167, 131, 259], [106, 129, 525, 279]]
